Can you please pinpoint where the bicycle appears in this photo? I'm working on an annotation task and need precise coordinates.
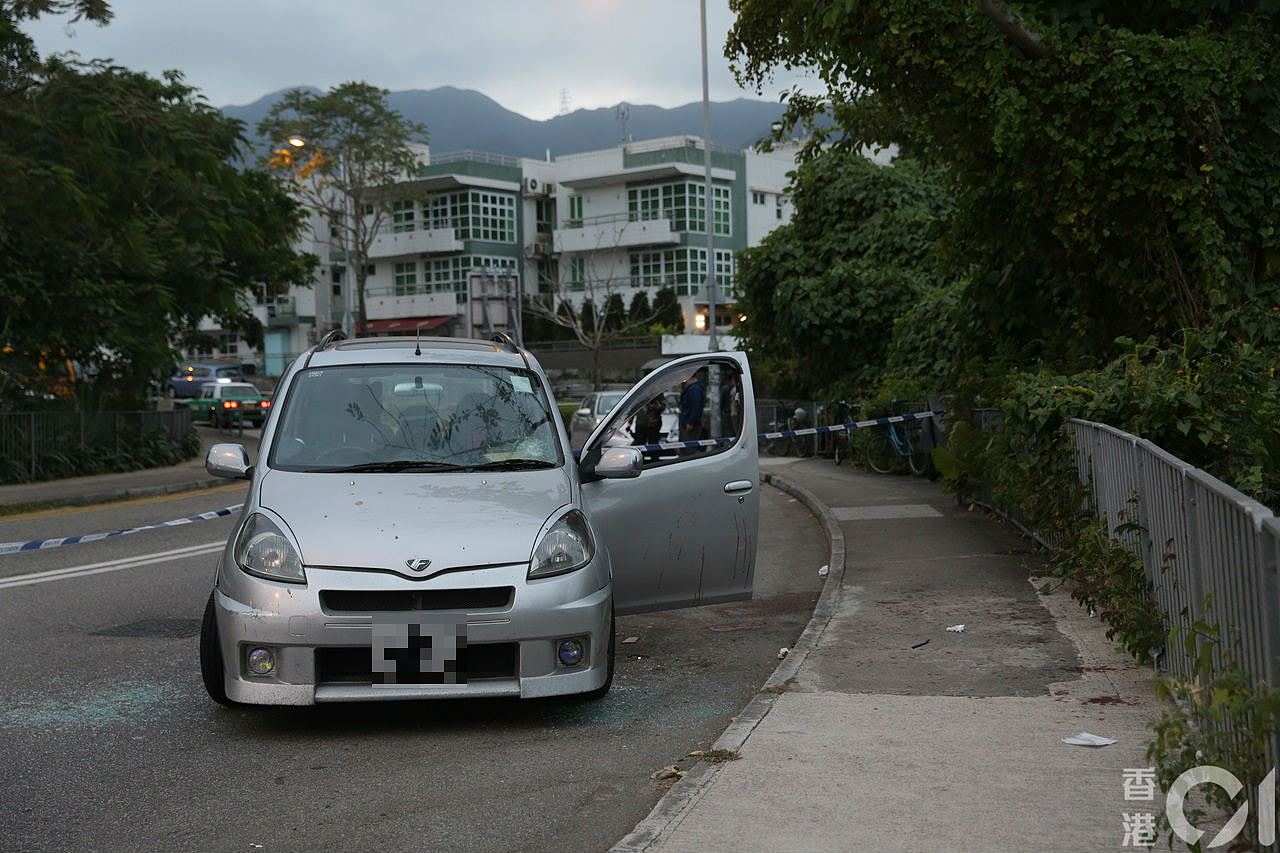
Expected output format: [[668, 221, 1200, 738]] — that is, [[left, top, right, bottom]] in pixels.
[[827, 400, 856, 466], [760, 407, 812, 458], [864, 409, 929, 475]]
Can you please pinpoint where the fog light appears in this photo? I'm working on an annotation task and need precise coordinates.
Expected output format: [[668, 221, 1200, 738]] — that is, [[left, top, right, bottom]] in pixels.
[[247, 647, 274, 675], [557, 638, 585, 667]]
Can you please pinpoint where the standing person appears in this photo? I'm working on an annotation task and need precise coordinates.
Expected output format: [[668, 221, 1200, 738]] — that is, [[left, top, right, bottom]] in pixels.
[[679, 371, 705, 443], [633, 394, 666, 459]]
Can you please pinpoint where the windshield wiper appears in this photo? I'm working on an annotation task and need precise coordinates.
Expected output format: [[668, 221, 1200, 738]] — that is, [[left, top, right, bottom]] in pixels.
[[459, 459, 558, 471], [319, 460, 467, 473]]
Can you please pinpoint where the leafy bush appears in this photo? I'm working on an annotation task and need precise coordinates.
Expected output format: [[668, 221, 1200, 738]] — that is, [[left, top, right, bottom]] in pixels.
[[1149, 625, 1280, 849], [2, 426, 201, 485], [735, 152, 953, 398]]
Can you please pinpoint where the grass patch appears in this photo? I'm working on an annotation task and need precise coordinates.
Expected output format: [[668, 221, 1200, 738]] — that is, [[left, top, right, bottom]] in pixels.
[[689, 749, 742, 763]]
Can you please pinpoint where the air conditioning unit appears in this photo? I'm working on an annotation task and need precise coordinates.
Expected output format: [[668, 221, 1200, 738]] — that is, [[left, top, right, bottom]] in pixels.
[[524, 242, 551, 260], [522, 177, 551, 197]]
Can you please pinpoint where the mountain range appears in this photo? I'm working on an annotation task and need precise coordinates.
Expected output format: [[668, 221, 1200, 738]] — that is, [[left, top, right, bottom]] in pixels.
[[220, 86, 787, 159]]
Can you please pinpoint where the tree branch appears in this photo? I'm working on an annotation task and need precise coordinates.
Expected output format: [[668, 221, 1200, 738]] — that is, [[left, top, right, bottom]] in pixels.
[[977, 0, 1050, 60]]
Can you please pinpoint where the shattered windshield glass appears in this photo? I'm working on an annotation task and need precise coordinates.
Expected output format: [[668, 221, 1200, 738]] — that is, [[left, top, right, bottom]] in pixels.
[[269, 364, 562, 472]]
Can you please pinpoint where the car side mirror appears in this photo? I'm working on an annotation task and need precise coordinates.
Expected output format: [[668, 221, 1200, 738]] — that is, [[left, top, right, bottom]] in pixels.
[[206, 443, 252, 480], [575, 407, 591, 417], [580, 446, 642, 482]]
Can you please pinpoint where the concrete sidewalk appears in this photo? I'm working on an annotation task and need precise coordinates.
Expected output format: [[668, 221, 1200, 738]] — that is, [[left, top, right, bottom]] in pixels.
[[0, 426, 259, 509], [617, 458, 1170, 853]]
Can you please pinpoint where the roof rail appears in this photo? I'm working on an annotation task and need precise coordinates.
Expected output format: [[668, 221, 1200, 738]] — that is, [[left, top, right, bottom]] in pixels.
[[316, 329, 348, 350], [491, 331, 520, 353], [304, 328, 348, 369]]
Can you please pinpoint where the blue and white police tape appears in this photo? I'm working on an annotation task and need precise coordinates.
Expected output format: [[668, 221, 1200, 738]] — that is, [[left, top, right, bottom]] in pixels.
[[582, 409, 943, 455], [0, 504, 244, 556]]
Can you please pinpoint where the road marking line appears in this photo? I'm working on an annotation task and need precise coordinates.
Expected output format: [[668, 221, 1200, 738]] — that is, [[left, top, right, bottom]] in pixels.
[[0, 541, 224, 589]]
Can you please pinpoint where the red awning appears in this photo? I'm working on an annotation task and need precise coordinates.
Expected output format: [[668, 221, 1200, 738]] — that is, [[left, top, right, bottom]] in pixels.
[[358, 315, 454, 334]]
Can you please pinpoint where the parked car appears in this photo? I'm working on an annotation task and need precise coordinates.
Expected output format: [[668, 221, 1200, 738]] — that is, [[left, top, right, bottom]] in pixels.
[[568, 390, 627, 448], [167, 361, 244, 398], [180, 382, 271, 428], [198, 335, 759, 706]]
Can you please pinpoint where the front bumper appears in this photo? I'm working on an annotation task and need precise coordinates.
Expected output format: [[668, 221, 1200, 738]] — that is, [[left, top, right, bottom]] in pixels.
[[213, 561, 611, 705]]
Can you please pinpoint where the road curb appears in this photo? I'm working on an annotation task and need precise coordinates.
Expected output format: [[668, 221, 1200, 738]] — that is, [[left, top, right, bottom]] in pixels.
[[1, 477, 227, 513], [610, 468, 848, 853]]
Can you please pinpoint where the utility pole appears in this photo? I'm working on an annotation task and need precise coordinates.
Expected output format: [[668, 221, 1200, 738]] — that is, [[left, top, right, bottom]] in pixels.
[[700, 0, 721, 442], [340, 151, 354, 337], [699, 0, 718, 352]]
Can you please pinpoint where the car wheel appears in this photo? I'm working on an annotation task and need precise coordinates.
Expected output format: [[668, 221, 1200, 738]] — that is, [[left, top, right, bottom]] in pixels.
[[580, 610, 615, 701], [200, 592, 236, 707]]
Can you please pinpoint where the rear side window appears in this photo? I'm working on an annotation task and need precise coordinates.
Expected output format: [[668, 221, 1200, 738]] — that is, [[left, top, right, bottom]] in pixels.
[[216, 367, 241, 378]]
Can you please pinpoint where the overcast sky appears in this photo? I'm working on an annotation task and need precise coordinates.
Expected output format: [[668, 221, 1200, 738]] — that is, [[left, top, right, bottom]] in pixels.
[[22, 0, 813, 119]]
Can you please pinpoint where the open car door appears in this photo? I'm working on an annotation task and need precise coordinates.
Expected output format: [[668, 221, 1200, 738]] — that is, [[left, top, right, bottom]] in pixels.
[[578, 352, 758, 615]]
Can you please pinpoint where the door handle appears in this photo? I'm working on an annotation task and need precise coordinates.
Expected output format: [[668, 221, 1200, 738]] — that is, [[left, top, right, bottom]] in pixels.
[[724, 480, 753, 494]]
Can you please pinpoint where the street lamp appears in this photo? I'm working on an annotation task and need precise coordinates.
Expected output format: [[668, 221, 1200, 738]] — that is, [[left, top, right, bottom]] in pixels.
[[286, 135, 307, 148]]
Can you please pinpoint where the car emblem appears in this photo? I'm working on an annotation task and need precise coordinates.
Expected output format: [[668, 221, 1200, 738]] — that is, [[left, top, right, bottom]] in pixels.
[[405, 558, 432, 573]]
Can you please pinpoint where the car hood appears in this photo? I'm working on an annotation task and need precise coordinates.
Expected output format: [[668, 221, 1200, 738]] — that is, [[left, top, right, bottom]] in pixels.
[[258, 467, 572, 578]]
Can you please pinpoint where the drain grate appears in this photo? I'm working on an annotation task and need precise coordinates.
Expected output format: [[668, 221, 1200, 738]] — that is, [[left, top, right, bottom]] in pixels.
[[93, 617, 201, 639]]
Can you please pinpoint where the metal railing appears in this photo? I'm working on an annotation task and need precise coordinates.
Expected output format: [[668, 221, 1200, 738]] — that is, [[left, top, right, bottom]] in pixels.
[[428, 150, 521, 168], [376, 217, 463, 236], [1068, 420, 1279, 699], [524, 335, 660, 353], [0, 409, 194, 481], [562, 210, 673, 229]]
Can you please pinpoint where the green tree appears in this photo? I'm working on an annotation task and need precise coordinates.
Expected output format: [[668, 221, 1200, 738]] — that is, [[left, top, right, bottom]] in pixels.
[[259, 83, 427, 331], [735, 151, 952, 397], [728, 0, 1280, 366], [603, 293, 627, 332], [0, 2, 313, 404], [652, 287, 684, 333], [628, 290, 653, 331]]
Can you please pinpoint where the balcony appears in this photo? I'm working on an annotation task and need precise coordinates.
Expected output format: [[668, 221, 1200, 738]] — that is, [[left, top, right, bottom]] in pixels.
[[554, 212, 679, 253], [368, 218, 463, 258], [365, 286, 460, 321], [266, 295, 299, 326]]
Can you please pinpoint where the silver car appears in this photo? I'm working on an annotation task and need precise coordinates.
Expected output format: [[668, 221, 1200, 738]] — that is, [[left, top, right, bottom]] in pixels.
[[568, 390, 627, 448], [198, 335, 759, 705]]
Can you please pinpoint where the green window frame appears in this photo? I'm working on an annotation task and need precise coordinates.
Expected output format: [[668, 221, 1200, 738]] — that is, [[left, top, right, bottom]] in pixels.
[[391, 199, 415, 233], [393, 261, 418, 294]]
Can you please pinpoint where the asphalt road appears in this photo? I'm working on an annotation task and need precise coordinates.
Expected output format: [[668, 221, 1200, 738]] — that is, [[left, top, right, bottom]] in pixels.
[[0, 480, 824, 853]]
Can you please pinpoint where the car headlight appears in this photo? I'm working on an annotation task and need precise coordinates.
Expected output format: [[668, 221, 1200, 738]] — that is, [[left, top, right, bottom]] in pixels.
[[236, 513, 305, 583], [528, 509, 595, 580]]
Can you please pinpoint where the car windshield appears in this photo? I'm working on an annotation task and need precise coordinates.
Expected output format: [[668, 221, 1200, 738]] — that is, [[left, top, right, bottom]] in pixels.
[[215, 367, 241, 378], [597, 392, 625, 415], [222, 385, 258, 400], [270, 364, 562, 472]]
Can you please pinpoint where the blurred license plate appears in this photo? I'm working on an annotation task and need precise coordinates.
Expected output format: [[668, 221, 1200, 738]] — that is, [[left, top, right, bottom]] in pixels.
[[370, 618, 468, 685]]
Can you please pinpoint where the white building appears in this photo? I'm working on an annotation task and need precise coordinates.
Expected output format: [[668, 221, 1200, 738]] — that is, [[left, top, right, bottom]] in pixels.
[[189, 136, 799, 377]]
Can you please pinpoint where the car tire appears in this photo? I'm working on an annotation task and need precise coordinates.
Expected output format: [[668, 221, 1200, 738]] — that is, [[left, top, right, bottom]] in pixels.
[[580, 610, 615, 701], [200, 592, 236, 707]]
